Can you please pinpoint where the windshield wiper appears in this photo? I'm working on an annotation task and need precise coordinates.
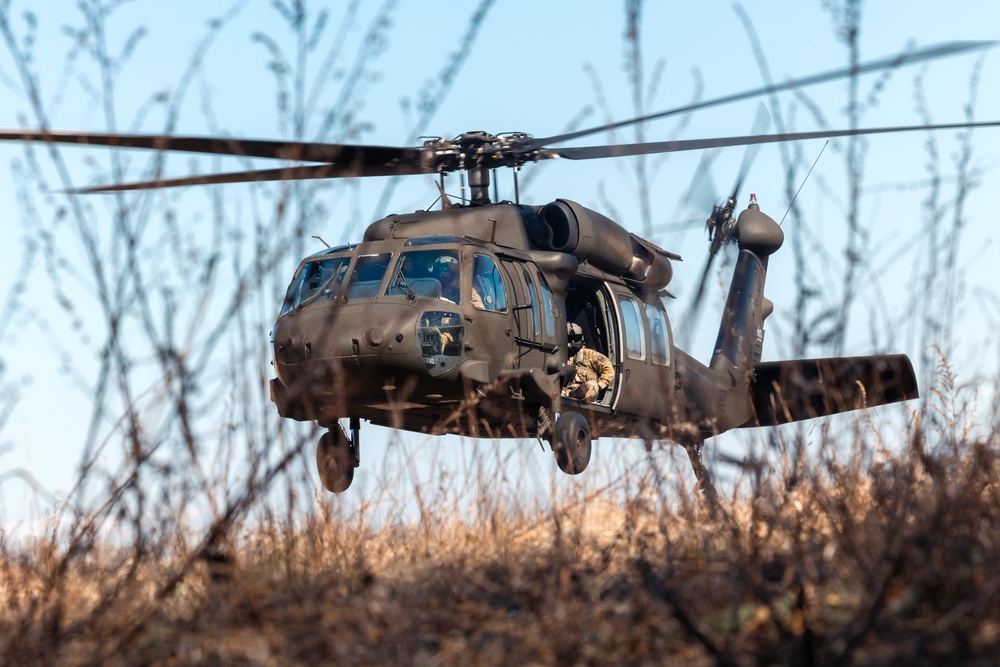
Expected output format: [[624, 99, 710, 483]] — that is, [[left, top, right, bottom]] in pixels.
[[393, 266, 417, 301]]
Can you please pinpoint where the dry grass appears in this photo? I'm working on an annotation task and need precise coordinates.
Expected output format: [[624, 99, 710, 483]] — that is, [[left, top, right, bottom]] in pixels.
[[2, 395, 999, 666]]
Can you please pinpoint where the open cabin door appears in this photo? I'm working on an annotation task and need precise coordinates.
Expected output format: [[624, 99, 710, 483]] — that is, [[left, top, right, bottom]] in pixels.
[[564, 281, 620, 407]]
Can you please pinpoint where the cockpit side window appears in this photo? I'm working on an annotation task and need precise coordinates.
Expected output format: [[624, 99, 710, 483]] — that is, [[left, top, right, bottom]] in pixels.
[[345, 253, 392, 299], [472, 254, 507, 312], [280, 255, 350, 315]]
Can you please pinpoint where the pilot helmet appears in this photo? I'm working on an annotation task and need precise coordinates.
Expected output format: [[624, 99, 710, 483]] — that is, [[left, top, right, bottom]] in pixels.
[[436, 254, 458, 278]]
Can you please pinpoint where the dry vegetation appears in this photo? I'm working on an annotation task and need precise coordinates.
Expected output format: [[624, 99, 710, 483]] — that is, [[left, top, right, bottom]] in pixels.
[[2, 370, 999, 665]]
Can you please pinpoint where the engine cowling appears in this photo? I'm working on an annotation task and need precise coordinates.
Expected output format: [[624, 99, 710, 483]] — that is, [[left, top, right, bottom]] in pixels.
[[530, 199, 674, 290]]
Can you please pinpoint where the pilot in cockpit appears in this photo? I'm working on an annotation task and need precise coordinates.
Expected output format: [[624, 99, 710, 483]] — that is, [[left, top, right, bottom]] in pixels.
[[436, 256, 460, 303]]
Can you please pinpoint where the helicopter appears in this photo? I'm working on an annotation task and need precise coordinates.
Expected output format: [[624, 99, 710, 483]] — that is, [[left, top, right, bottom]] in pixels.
[[2, 41, 998, 496]]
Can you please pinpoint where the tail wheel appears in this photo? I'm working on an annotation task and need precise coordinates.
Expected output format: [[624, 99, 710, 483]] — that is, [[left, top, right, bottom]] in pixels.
[[552, 411, 592, 475], [316, 425, 356, 493]]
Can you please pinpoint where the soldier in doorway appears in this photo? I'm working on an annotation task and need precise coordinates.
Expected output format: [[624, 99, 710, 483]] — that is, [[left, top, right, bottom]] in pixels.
[[562, 323, 614, 403]]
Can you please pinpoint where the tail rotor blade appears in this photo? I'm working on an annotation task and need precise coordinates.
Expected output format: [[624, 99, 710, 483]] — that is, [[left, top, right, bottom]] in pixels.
[[731, 103, 772, 200], [689, 252, 716, 316], [681, 251, 718, 342], [683, 149, 721, 212]]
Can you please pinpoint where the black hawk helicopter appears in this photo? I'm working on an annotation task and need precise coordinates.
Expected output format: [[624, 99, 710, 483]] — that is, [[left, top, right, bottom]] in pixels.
[[3, 41, 998, 496]]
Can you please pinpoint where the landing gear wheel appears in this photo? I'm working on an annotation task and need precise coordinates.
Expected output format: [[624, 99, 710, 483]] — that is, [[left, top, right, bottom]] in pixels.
[[317, 425, 356, 493], [552, 411, 592, 475]]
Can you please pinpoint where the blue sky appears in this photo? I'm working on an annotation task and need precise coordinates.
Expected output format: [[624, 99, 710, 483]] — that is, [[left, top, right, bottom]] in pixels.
[[1, 0, 998, 521]]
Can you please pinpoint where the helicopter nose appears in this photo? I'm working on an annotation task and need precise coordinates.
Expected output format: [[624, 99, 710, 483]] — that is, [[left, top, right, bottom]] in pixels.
[[272, 302, 469, 391], [275, 305, 417, 361]]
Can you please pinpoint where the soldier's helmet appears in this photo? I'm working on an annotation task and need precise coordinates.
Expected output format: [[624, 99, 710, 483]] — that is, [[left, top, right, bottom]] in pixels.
[[567, 323, 584, 354]]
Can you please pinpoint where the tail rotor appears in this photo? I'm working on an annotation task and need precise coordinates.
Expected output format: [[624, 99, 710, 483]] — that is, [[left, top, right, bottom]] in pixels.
[[683, 104, 771, 340]]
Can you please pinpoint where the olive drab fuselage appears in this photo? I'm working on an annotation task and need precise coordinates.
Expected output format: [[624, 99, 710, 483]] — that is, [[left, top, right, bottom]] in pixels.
[[268, 198, 919, 449]]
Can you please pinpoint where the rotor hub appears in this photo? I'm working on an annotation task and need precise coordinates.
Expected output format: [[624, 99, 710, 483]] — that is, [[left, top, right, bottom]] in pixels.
[[421, 131, 535, 174]]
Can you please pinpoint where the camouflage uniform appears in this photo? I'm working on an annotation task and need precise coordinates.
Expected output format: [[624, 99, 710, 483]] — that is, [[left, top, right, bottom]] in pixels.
[[562, 347, 614, 402]]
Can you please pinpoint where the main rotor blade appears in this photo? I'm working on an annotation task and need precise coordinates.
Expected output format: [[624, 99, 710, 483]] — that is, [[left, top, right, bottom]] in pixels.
[[73, 162, 436, 193], [537, 120, 1000, 161], [0, 129, 423, 166], [524, 40, 994, 150]]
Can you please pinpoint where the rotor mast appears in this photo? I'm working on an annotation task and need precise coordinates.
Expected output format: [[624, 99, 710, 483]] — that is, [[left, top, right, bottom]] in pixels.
[[468, 165, 491, 205], [453, 131, 500, 206]]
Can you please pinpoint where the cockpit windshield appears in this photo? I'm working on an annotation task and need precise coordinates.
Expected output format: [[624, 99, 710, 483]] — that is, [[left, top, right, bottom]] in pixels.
[[279, 247, 466, 313], [344, 253, 392, 299], [385, 248, 461, 302], [280, 255, 350, 315]]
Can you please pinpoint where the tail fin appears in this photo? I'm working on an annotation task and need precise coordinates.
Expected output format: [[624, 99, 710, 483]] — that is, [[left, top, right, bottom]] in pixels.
[[701, 197, 783, 430], [708, 248, 771, 380]]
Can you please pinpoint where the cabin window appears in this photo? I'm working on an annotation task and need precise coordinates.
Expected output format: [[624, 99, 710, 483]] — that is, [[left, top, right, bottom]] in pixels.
[[280, 255, 350, 314], [537, 271, 556, 337], [523, 269, 541, 337], [472, 255, 507, 312], [619, 296, 645, 360], [386, 248, 461, 299], [645, 304, 670, 366], [345, 253, 391, 299]]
